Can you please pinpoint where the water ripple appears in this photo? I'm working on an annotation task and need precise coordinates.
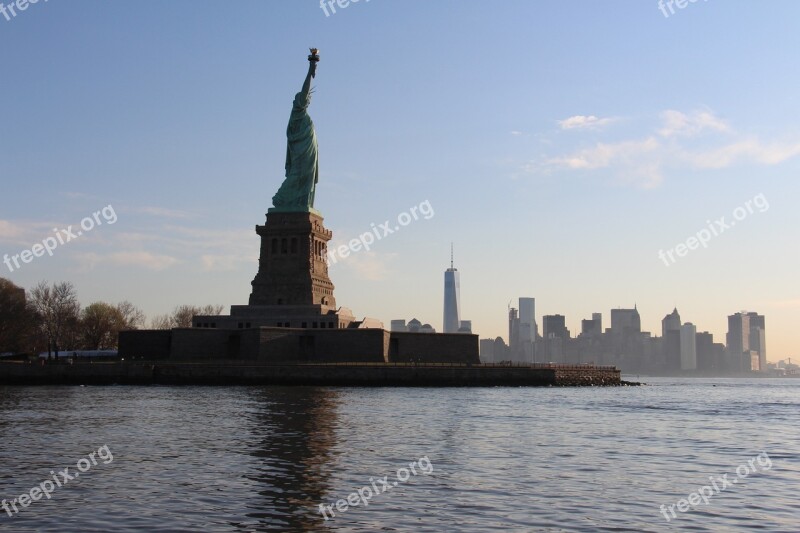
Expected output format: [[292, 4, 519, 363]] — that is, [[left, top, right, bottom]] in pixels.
[[0, 379, 797, 531]]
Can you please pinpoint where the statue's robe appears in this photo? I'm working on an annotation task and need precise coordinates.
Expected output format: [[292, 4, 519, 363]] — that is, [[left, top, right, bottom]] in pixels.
[[272, 91, 319, 210]]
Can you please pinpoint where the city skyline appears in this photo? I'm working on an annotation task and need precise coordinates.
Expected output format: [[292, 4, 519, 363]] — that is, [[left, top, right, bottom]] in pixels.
[[1, 2, 799, 360], [497, 296, 769, 373]]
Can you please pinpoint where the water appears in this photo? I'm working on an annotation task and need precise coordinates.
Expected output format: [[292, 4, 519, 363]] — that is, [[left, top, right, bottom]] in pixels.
[[0, 378, 797, 532]]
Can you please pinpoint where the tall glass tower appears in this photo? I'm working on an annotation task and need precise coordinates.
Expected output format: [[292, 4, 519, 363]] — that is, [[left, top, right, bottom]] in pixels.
[[443, 245, 461, 334], [518, 297, 536, 363]]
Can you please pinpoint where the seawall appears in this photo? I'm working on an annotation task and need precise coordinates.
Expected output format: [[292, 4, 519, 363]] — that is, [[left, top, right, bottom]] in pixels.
[[0, 361, 624, 387]]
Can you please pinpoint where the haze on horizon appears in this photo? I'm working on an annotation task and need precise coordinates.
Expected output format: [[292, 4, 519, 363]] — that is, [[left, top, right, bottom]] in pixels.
[[1, 1, 798, 361]]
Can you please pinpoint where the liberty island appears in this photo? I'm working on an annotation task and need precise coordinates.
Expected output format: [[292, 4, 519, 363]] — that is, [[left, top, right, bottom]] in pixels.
[[0, 50, 623, 386]]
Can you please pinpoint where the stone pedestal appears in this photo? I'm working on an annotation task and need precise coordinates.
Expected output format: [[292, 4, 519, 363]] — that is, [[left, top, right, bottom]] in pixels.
[[249, 211, 336, 310]]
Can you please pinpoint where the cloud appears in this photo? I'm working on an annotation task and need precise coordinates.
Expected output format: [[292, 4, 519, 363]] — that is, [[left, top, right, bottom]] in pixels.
[[510, 130, 524, 136], [760, 298, 800, 309], [84, 222, 256, 274], [658, 110, 730, 138], [132, 206, 195, 219], [330, 251, 397, 281], [0, 203, 258, 277], [80, 251, 179, 271], [110, 252, 178, 270], [689, 138, 800, 169], [0, 219, 62, 247], [0, 220, 23, 240], [548, 137, 660, 170], [111, 225, 255, 272], [61, 192, 99, 200], [558, 115, 616, 130], [547, 137, 664, 188], [201, 254, 252, 272], [540, 109, 800, 188]]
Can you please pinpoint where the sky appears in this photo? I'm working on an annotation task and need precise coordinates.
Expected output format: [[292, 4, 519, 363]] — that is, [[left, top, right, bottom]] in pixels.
[[1, 1, 799, 361]]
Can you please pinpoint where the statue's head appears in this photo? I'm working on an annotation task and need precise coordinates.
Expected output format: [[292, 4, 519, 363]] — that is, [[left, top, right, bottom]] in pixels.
[[294, 91, 310, 109]]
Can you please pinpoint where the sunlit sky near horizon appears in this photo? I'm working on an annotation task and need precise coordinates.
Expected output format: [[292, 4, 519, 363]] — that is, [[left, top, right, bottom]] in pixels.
[[1, 1, 799, 360]]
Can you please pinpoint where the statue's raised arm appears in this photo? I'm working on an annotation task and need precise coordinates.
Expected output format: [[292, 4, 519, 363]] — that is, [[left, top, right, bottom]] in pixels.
[[300, 60, 316, 97], [299, 48, 319, 102]]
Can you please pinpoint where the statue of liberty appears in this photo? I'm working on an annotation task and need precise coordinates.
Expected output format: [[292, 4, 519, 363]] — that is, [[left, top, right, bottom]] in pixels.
[[271, 49, 321, 213]]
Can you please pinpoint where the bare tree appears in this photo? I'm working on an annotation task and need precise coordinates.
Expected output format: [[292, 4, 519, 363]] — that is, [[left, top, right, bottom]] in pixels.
[[149, 314, 173, 330], [148, 304, 224, 329], [172, 305, 198, 328], [199, 304, 225, 315], [29, 281, 81, 356], [80, 302, 125, 350], [116, 301, 146, 330]]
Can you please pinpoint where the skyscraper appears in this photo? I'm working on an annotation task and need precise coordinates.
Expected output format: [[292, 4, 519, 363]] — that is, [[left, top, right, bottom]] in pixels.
[[680, 322, 697, 371], [443, 245, 461, 334], [662, 308, 681, 337], [581, 313, 602, 336], [747, 312, 767, 372], [479, 338, 496, 363], [543, 315, 569, 340], [726, 311, 766, 372], [749, 328, 766, 371], [508, 306, 520, 360], [661, 308, 682, 372], [607, 306, 642, 368], [611, 307, 641, 336], [696, 331, 715, 372], [542, 314, 570, 363], [518, 297, 536, 363]]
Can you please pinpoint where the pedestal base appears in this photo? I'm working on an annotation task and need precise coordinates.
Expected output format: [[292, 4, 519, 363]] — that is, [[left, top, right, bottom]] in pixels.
[[249, 211, 336, 309]]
